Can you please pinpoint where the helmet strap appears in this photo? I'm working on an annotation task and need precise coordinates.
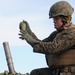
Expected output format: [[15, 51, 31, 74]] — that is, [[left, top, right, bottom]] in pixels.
[[57, 20, 67, 32]]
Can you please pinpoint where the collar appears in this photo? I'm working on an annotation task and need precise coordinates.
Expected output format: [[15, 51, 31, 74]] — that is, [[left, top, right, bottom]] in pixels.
[[57, 23, 75, 32], [63, 23, 75, 30]]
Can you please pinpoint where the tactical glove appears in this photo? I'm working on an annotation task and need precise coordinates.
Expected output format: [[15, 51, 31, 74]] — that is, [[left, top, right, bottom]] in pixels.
[[19, 30, 39, 46], [19, 20, 32, 35], [19, 20, 39, 40]]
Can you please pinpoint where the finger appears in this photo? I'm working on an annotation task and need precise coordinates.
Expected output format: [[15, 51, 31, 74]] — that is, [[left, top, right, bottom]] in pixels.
[[23, 20, 26, 22], [20, 30, 25, 34], [23, 20, 28, 25], [20, 30, 27, 34], [19, 37, 24, 40], [23, 20, 27, 23], [19, 22, 22, 26], [18, 33, 23, 36], [19, 22, 23, 30], [18, 34, 22, 35]]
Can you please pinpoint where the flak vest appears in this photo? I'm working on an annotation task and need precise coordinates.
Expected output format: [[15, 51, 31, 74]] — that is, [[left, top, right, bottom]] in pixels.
[[46, 48, 75, 67], [46, 24, 75, 67]]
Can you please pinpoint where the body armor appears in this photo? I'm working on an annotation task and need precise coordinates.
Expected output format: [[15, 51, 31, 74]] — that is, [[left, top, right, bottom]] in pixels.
[[46, 48, 75, 67]]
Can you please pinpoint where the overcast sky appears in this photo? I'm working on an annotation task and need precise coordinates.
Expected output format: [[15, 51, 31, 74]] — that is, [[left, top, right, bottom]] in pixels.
[[0, 0, 75, 74]]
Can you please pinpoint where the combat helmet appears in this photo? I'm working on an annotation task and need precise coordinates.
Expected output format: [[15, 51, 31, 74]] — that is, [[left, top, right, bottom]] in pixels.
[[49, 1, 74, 18]]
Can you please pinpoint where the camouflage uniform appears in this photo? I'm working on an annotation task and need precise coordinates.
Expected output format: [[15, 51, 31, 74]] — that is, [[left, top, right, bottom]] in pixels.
[[30, 1, 75, 74], [33, 24, 75, 54], [18, 1, 75, 75], [30, 23, 75, 75]]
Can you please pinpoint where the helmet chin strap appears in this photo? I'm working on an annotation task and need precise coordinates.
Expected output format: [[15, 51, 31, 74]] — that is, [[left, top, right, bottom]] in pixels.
[[57, 21, 67, 32]]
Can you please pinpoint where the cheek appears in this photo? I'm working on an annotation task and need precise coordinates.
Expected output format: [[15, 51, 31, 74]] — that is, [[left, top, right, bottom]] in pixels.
[[57, 20, 63, 26], [58, 22, 62, 26]]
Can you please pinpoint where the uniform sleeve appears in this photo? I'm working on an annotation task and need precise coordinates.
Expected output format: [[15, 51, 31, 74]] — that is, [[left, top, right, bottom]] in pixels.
[[33, 29, 75, 54]]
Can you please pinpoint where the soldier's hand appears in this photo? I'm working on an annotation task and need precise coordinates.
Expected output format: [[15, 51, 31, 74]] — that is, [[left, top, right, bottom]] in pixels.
[[19, 30, 39, 46]]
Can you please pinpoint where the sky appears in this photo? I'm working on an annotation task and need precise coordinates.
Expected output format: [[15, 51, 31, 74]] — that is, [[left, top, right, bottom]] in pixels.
[[0, 0, 75, 74]]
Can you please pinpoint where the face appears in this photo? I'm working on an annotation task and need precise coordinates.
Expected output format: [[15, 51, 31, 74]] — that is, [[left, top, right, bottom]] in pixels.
[[53, 17, 63, 29]]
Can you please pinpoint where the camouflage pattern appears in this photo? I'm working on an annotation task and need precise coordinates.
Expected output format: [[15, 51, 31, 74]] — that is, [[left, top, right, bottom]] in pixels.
[[49, 1, 74, 18], [33, 24, 75, 54], [32, 24, 75, 66], [30, 32, 39, 40]]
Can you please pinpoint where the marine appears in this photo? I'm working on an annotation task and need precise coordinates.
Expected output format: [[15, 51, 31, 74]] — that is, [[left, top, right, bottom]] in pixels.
[[19, 1, 75, 75]]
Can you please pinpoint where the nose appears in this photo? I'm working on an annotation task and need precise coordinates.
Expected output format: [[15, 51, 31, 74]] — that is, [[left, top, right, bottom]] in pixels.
[[53, 19, 56, 23]]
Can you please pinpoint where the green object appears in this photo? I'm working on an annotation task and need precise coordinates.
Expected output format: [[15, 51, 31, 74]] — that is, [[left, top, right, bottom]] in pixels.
[[19, 20, 32, 35], [19, 22, 26, 31], [23, 20, 32, 34], [49, 1, 74, 18], [19, 30, 39, 46]]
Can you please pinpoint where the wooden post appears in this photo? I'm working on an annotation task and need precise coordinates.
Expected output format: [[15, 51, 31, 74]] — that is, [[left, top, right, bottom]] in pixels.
[[3, 42, 15, 74]]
